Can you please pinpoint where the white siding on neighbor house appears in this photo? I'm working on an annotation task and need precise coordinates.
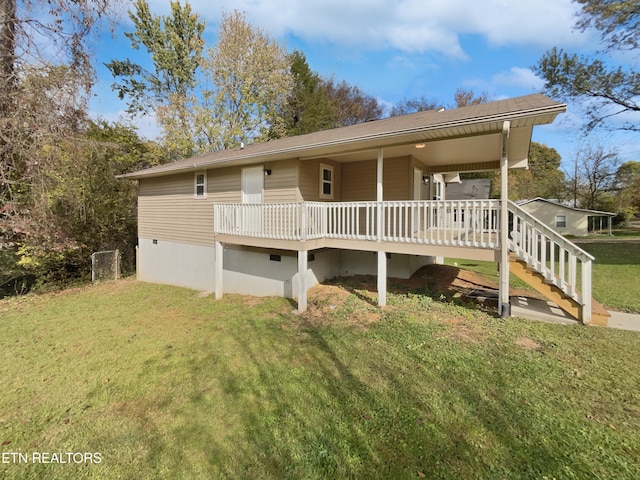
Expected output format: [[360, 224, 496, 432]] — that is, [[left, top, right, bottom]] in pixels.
[[519, 201, 589, 236]]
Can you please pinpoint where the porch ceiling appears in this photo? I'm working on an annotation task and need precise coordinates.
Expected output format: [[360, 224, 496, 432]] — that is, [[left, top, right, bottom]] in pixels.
[[302, 124, 533, 172], [303, 130, 504, 166]]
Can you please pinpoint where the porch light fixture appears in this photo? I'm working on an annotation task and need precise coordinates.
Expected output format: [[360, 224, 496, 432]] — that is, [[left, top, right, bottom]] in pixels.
[[415, 143, 426, 149], [264, 169, 272, 176]]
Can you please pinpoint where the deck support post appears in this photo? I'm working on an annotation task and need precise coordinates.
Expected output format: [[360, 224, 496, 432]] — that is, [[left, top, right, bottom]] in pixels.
[[297, 250, 308, 313], [378, 251, 387, 307], [214, 240, 223, 300], [376, 149, 387, 307], [499, 121, 511, 317]]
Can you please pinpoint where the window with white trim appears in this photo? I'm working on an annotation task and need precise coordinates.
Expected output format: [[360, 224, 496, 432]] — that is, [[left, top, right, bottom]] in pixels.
[[194, 172, 207, 198], [319, 163, 334, 199], [555, 214, 567, 228]]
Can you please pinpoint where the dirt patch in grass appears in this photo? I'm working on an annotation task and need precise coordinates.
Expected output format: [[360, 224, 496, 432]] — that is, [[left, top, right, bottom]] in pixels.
[[419, 264, 543, 302], [448, 326, 486, 344], [516, 337, 542, 350], [310, 264, 542, 316], [299, 283, 382, 329], [297, 263, 539, 331]]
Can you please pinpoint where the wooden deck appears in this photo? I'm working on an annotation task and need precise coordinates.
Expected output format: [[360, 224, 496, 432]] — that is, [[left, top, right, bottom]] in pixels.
[[212, 200, 597, 324]]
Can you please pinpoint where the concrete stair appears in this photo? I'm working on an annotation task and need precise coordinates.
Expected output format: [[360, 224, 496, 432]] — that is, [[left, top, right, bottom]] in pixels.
[[509, 255, 610, 326]]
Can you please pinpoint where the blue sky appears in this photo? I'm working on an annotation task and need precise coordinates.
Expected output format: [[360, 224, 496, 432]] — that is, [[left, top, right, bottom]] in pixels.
[[90, 0, 640, 170]]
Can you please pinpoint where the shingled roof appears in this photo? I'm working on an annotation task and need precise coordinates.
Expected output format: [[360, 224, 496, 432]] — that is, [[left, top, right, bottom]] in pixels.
[[120, 93, 565, 179]]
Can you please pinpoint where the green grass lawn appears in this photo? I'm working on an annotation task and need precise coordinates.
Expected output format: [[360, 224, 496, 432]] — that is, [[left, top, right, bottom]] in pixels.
[[1, 279, 639, 479], [574, 241, 640, 313], [446, 240, 640, 313]]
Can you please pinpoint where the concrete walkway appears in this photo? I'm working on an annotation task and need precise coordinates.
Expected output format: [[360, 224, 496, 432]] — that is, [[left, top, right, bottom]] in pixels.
[[510, 296, 640, 332]]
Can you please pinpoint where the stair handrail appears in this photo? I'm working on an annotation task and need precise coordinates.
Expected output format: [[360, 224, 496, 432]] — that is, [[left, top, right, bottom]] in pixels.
[[507, 201, 594, 261], [507, 200, 594, 323]]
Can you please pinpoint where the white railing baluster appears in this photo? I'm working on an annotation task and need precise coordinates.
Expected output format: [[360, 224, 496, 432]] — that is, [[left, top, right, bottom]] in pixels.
[[215, 200, 506, 250], [569, 252, 577, 299], [507, 201, 594, 322]]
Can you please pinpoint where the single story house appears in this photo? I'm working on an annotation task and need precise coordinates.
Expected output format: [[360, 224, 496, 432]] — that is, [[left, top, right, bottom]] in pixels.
[[517, 198, 616, 236], [119, 94, 601, 323]]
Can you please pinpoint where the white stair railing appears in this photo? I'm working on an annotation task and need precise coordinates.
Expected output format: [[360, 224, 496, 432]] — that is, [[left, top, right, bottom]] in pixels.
[[507, 201, 594, 323]]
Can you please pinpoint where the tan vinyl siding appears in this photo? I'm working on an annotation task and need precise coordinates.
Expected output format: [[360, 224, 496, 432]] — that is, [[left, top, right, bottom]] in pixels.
[[299, 159, 341, 201], [210, 166, 241, 202], [384, 157, 411, 200], [341, 156, 411, 201], [264, 159, 300, 203], [138, 172, 214, 247], [341, 160, 375, 201], [519, 201, 589, 236]]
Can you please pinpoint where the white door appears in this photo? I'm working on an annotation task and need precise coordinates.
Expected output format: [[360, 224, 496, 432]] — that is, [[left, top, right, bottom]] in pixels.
[[242, 166, 264, 204], [242, 166, 264, 234]]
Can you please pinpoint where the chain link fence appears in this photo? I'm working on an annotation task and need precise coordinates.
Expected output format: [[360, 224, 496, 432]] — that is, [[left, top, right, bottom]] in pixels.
[[91, 249, 121, 282]]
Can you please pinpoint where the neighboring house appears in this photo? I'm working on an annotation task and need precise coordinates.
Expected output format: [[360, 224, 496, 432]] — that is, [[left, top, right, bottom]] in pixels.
[[517, 198, 615, 237], [119, 94, 602, 324]]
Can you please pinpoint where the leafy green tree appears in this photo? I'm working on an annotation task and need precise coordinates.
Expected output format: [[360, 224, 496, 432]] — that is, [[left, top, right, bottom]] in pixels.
[[106, 0, 205, 113], [196, 10, 292, 150], [17, 121, 159, 285], [508, 143, 566, 201], [106, 0, 205, 159], [1, 0, 115, 248], [533, 0, 639, 133], [277, 50, 337, 136], [615, 160, 640, 217], [575, 0, 639, 51]]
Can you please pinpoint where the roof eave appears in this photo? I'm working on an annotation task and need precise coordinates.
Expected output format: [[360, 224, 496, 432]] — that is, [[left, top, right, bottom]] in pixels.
[[119, 100, 566, 180]]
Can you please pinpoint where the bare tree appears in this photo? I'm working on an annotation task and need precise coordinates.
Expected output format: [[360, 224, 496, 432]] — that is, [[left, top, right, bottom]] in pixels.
[[0, 0, 117, 247], [569, 144, 620, 210], [389, 96, 439, 116], [453, 88, 491, 108]]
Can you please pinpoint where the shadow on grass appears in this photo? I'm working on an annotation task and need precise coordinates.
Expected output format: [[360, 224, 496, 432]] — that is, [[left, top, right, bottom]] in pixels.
[[167, 305, 601, 478]]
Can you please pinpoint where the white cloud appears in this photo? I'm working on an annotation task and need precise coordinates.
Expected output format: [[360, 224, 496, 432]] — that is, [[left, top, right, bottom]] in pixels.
[[146, 0, 591, 58], [492, 67, 545, 91]]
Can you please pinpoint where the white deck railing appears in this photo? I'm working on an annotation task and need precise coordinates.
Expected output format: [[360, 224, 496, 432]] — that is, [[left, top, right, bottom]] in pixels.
[[508, 201, 594, 320], [213, 200, 594, 322], [214, 200, 501, 247]]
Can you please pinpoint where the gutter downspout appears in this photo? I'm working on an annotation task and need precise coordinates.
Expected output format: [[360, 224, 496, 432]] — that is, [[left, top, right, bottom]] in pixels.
[[499, 121, 510, 317]]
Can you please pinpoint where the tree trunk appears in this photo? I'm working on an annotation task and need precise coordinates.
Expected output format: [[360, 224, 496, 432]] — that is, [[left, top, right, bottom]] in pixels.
[[0, 0, 16, 117]]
